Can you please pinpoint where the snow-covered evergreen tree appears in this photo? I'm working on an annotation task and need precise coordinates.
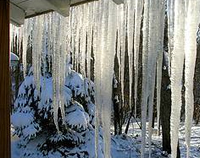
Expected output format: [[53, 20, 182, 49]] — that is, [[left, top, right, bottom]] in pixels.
[[12, 66, 97, 157]]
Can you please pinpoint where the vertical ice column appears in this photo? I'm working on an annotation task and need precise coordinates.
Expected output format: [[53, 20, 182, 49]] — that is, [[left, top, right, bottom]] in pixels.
[[134, 0, 143, 117], [127, 0, 135, 109], [79, 5, 87, 76], [50, 13, 68, 131], [93, 1, 102, 157], [147, 0, 165, 157], [86, 3, 93, 80], [32, 16, 44, 93], [184, 1, 200, 158], [94, 0, 117, 157], [101, 1, 117, 157], [22, 20, 29, 77], [147, 0, 160, 156], [119, 3, 126, 108], [170, 0, 185, 158], [167, 0, 175, 76], [156, 0, 165, 136], [141, 0, 149, 157]]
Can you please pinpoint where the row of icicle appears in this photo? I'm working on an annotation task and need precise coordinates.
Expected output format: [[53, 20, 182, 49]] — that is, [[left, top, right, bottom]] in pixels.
[[10, 0, 200, 158]]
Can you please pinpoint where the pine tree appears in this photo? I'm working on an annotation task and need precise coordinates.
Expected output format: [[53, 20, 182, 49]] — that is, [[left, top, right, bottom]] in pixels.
[[12, 67, 96, 157]]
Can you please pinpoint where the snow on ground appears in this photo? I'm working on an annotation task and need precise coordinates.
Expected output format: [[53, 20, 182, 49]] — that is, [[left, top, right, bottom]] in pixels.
[[12, 122, 200, 158]]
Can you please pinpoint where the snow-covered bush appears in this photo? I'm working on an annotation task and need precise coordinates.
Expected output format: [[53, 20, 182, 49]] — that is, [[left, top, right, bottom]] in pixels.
[[12, 68, 96, 157]]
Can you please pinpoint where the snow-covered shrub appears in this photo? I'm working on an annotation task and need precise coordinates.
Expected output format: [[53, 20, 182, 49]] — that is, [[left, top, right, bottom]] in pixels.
[[12, 68, 96, 157]]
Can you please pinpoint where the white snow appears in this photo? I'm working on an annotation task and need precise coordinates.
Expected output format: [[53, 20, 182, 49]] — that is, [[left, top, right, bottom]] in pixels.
[[65, 102, 89, 130], [10, 52, 19, 61], [11, 112, 34, 127]]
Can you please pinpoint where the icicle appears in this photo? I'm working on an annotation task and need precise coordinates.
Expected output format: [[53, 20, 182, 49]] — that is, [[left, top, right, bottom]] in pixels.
[[99, 1, 117, 157], [156, 0, 165, 136], [52, 13, 61, 131], [86, 3, 93, 79], [170, 0, 185, 157], [134, 0, 143, 117], [147, 0, 158, 156], [22, 20, 29, 77], [167, 0, 175, 76], [93, 0, 116, 157], [49, 13, 68, 131], [184, 1, 199, 158], [69, 8, 75, 67], [32, 16, 44, 93], [59, 16, 68, 125], [141, 0, 150, 157], [93, 1, 102, 157], [116, 5, 121, 78], [79, 5, 87, 76], [118, 3, 126, 108], [146, 0, 165, 157], [127, 0, 135, 109], [47, 13, 52, 73], [74, 7, 80, 72], [10, 24, 14, 52]]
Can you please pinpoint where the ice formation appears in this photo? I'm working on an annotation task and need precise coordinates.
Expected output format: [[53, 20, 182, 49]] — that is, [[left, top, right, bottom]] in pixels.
[[127, 0, 135, 109], [93, 0, 117, 157], [10, 0, 200, 158], [134, 0, 143, 117], [156, 1, 165, 135], [170, 0, 185, 157], [167, 0, 175, 76], [140, 0, 150, 157], [184, 1, 199, 158]]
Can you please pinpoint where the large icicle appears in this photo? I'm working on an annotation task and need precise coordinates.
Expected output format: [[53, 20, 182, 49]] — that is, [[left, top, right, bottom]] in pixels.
[[147, 0, 165, 157], [32, 16, 44, 92], [22, 20, 30, 77], [141, 0, 149, 157], [59, 16, 68, 126], [79, 5, 87, 76], [127, 0, 135, 109], [170, 0, 185, 157], [156, 0, 165, 136], [134, 0, 143, 117], [101, 1, 117, 157], [184, 1, 199, 158], [48, 13, 68, 131], [86, 3, 93, 79], [167, 0, 175, 76], [119, 3, 126, 108], [93, 0, 117, 157], [147, 0, 159, 157], [94, 1, 103, 157]]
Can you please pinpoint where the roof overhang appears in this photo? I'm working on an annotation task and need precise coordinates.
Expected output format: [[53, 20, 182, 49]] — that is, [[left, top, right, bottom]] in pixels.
[[10, 0, 124, 26]]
